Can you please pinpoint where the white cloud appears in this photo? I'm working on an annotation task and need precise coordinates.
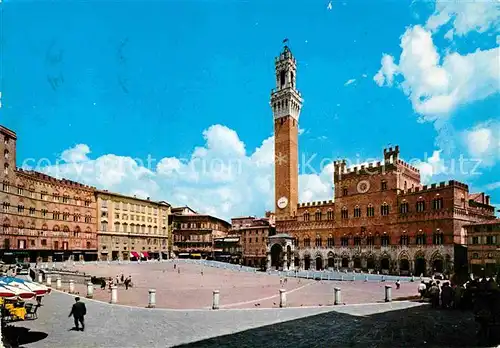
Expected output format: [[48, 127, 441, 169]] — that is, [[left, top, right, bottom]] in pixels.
[[327, 1, 332, 10], [414, 150, 447, 184], [344, 78, 356, 86], [425, 1, 500, 37], [373, 54, 398, 87], [60, 144, 90, 163], [486, 182, 500, 191], [375, 25, 499, 120], [37, 125, 333, 220], [462, 120, 500, 166]]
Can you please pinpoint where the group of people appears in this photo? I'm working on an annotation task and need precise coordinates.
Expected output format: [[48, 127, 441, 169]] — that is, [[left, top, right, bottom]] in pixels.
[[99, 273, 133, 290]]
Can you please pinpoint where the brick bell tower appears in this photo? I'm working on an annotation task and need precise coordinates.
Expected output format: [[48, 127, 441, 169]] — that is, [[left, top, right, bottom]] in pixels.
[[271, 43, 303, 220]]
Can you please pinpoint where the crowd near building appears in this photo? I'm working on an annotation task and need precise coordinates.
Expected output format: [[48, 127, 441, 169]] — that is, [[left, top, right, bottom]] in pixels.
[[268, 45, 498, 277]]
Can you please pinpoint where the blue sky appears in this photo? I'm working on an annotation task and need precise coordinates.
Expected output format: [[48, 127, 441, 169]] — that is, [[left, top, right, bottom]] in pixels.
[[1, 0, 499, 219]]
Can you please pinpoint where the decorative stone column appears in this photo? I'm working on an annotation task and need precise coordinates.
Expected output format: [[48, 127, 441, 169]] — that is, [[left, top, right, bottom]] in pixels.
[[110, 285, 118, 304], [385, 285, 392, 302], [279, 289, 287, 308], [283, 250, 288, 271], [86, 282, 94, 299], [46, 275, 52, 287], [148, 289, 156, 308], [212, 290, 220, 310], [56, 276, 62, 290], [334, 287, 341, 305]]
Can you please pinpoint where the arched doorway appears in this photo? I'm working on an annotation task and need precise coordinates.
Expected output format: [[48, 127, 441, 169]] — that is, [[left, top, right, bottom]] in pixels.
[[415, 257, 426, 276], [304, 255, 311, 270], [353, 257, 361, 269], [433, 259, 443, 273], [399, 259, 410, 274], [366, 256, 375, 269], [270, 244, 283, 269], [294, 256, 300, 268], [381, 257, 390, 270], [315, 256, 323, 270], [327, 253, 334, 268], [341, 257, 349, 268]]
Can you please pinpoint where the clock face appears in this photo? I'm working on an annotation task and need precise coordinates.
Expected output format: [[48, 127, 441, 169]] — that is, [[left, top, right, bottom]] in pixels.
[[357, 180, 370, 194], [277, 196, 288, 209]]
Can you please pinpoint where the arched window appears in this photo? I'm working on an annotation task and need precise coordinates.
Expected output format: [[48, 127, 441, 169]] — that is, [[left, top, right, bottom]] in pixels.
[[123, 223, 128, 233], [4, 149, 8, 160], [366, 203, 375, 217], [327, 234, 334, 247], [315, 235, 322, 247], [326, 209, 334, 220], [416, 230, 426, 245], [303, 237, 311, 247], [315, 211, 322, 221], [416, 199, 426, 212], [381, 203, 390, 216], [433, 229, 444, 245], [4, 163, 9, 175], [63, 226, 69, 232], [303, 212, 310, 222], [341, 207, 348, 219], [400, 231, 409, 245], [114, 222, 120, 232], [53, 225, 60, 232], [353, 206, 361, 218]]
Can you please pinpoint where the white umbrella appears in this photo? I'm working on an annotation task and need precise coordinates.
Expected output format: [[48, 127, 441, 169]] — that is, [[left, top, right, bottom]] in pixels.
[[0, 277, 49, 296], [0, 282, 35, 300]]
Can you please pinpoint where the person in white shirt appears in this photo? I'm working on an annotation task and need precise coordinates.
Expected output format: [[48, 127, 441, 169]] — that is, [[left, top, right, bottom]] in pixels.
[[418, 281, 427, 298]]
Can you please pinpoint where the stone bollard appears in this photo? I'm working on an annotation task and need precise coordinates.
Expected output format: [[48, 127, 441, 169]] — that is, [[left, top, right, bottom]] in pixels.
[[69, 280, 75, 294], [212, 290, 220, 310], [364, 275, 368, 282], [107, 260, 110, 265], [37, 272, 43, 283], [352, 275, 355, 281], [72, 262, 76, 267], [381, 275, 385, 282], [46, 275, 52, 287], [110, 285, 118, 304], [87, 282, 94, 299], [56, 276, 62, 290], [411, 275, 415, 282], [148, 289, 156, 308], [279, 289, 287, 308], [341, 275, 344, 281], [334, 287, 341, 305], [52, 263, 56, 269], [385, 285, 392, 302], [95, 261, 98, 265]]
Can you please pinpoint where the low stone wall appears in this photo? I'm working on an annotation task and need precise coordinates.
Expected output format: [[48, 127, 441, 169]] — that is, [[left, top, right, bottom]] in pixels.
[[34, 269, 91, 285]]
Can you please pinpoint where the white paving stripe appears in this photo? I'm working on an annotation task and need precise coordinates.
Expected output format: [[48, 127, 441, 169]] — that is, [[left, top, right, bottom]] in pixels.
[[219, 282, 314, 308]]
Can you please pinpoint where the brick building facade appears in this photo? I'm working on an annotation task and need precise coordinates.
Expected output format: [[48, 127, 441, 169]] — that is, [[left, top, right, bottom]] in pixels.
[[96, 190, 171, 261], [465, 220, 500, 277], [232, 212, 275, 268], [0, 125, 98, 262], [269, 46, 496, 276], [172, 208, 231, 259]]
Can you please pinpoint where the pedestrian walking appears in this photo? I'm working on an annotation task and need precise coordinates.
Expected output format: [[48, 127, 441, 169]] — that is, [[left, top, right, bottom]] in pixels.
[[68, 297, 87, 331]]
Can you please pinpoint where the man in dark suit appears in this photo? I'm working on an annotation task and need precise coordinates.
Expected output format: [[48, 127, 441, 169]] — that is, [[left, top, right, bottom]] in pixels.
[[69, 297, 87, 331]]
